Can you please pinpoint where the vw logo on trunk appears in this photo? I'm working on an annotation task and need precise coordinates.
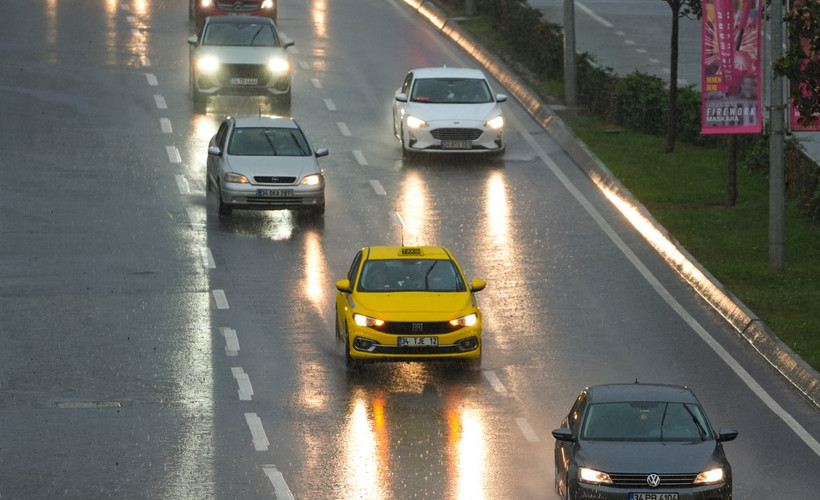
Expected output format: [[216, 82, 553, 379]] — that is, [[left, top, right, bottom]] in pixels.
[[646, 474, 661, 488]]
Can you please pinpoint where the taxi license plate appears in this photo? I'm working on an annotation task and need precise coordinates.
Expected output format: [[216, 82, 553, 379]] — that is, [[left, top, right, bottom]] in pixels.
[[398, 337, 438, 347], [257, 189, 293, 197], [441, 140, 472, 150], [230, 77, 258, 85], [629, 494, 678, 500]]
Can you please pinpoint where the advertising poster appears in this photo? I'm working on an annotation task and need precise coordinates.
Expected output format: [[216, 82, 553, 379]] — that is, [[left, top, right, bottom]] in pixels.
[[789, 0, 820, 131], [702, 0, 763, 134]]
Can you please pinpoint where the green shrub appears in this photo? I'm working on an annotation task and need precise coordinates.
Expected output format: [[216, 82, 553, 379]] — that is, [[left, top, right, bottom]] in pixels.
[[612, 72, 668, 135]]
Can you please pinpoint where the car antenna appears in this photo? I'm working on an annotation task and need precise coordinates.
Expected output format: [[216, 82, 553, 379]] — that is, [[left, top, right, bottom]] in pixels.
[[634, 378, 640, 384]]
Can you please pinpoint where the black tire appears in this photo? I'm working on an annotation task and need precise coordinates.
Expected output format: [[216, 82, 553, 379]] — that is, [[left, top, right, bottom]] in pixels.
[[206, 171, 212, 192], [400, 125, 411, 158], [217, 185, 232, 217], [344, 323, 361, 371]]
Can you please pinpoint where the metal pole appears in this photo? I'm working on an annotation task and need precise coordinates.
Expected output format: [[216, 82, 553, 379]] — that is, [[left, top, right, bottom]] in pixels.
[[564, 0, 577, 107], [465, 0, 475, 17], [769, 0, 785, 271]]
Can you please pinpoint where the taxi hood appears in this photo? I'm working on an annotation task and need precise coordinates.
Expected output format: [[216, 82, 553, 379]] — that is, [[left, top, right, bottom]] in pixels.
[[357, 292, 475, 317]]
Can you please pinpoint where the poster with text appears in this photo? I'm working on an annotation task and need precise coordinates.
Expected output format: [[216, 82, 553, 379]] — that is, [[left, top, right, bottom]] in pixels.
[[702, 0, 763, 134]]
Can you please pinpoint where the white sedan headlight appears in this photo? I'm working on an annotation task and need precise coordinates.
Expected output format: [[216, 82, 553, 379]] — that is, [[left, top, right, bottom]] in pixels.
[[353, 314, 385, 328], [485, 115, 504, 130], [406, 115, 427, 129], [449, 313, 477, 327], [301, 174, 323, 186], [197, 56, 220, 74], [578, 467, 613, 485], [268, 57, 290, 73], [223, 172, 250, 184], [694, 467, 725, 485]]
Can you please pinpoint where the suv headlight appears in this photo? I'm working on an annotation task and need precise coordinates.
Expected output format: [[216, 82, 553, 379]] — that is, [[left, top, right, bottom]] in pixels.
[[268, 57, 290, 73], [197, 56, 220, 74]]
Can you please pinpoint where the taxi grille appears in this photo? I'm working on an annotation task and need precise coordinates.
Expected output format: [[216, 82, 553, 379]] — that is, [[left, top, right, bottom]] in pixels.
[[608, 473, 698, 488], [379, 321, 460, 335], [431, 128, 482, 141]]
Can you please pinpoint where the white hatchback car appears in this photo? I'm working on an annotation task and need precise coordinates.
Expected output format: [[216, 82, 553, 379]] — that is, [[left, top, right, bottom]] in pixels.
[[206, 116, 328, 217], [392, 67, 507, 156]]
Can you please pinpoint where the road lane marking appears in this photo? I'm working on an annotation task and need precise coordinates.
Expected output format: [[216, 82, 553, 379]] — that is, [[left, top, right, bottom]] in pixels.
[[244, 413, 269, 451], [220, 327, 239, 356], [146, 73, 158, 86], [185, 207, 205, 229], [166, 146, 181, 164], [323, 98, 336, 111], [232, 367, 254, 401], [336, 122, 351, 136], [160, 118, 172, 133], [353, 150, 368, 166], [212, 290, 229, 309], [577, 1, 614, 28], [515, 417, 540, 442], [370, 180, 386, 196], [262, 465, 295, 500], [201, 248, 215, 269], [515, 116, 820, 459], [141, 56, 151, 67], [175, 175, 190, 194], [311, 78, 322, 89], [298, 61, 309, 70], [154, 94, 167, 109], [482, 370, 508, 394]]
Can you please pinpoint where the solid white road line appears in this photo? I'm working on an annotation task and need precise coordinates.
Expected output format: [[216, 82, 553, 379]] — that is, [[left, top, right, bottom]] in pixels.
[[220, 327, 239, 356], [232, 367, 254, 401], [244, 413, 269, 451], [262, 465, 296, 500], [212, 290, 229, 310], [515, 417, 540, 443]]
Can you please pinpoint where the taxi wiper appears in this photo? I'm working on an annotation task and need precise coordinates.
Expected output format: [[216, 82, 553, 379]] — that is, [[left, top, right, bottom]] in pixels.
[[424, 261, 438, 290]]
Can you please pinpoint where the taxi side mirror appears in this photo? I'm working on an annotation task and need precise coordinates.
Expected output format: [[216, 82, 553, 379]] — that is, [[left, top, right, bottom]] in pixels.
[[335, 279, 352, 293], [470, 279, 486, 292]]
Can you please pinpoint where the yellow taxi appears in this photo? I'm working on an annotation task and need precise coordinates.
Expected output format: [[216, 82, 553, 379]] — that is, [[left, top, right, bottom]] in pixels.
[[334, 246, 486, 369]]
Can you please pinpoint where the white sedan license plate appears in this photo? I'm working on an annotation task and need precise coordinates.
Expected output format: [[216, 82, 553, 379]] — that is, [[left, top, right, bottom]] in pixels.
[[629, 494, 678, 500], [230, 77, 258, 85], [257, 189, 293, 197], [398, 337, 438, 347], [441, 140, 472, 150]]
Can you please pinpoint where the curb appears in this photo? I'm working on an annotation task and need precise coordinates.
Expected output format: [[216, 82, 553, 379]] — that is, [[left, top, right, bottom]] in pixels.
[[402, 0, 820, 409]]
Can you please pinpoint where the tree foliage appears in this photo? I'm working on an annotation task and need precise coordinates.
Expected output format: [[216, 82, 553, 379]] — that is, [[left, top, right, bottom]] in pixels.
[[773, 1, 820, 127]]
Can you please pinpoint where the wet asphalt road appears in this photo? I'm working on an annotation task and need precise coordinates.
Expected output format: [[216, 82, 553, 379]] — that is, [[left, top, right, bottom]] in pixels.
[[1, 0, 819, 498]]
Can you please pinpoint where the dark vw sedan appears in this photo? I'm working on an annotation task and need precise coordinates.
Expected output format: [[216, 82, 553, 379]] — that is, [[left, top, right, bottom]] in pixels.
[[552, 383, 737, 500]]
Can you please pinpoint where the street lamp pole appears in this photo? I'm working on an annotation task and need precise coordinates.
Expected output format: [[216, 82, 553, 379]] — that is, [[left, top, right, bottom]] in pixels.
[[564, 0, 577, 107], [769, 0, 786, 271]]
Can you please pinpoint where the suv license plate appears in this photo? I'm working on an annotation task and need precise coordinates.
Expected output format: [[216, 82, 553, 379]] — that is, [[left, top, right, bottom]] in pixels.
[[398, 337, 438, 347], [230, 77, 259, 85], [257, 189, 293, 197], [629, 494, 678, 500]]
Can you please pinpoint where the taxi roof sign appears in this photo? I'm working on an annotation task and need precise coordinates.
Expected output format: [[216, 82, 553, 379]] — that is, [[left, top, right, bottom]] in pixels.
[[399, 247, 423, 256]]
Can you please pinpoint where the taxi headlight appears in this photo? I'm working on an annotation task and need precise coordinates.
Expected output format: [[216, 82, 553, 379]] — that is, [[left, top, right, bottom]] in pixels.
[[485, 115, 504, 130], [224, 172, 250, 184], [261, 0, 275, 8], [578, 467, 613, 485], [197, 56, 220, 74], [268, 57, 290, 73], [301, 174, 323, 186], [449, 313, 477, 327], [694, 467, 725, 485], [406, 115, 427, 129], [353, 314, 385, 328]]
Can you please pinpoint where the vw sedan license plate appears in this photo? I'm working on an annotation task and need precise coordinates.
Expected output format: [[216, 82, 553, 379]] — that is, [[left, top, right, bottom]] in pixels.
[[398, 337, 438, 347], [257, 189, 293, 197], [629, 494, 678, 500], [230, 77, 258, 85], [441, 140, 472, 150]]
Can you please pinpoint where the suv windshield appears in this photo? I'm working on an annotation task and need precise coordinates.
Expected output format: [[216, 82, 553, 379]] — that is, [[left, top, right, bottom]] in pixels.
[[203, 23, 279, 47]]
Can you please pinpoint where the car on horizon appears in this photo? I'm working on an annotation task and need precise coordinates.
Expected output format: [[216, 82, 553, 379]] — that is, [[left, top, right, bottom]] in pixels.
[[334, 246, 486, 370], [552, 383, 737, 500], [206, 116, 328, 217], [188, 15, 293, 113], [190, 0, 278, 30], [392, 66, 507, 156]]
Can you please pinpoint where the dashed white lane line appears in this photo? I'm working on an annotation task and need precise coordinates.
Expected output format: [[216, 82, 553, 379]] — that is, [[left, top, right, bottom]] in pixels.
[[370, 179, 386, 196], [220, 327, 239, 356], [213, 290, 229, 309], [120, 4, 130, 10], [263, 465, 296, 500], [201, 248, 215, 269], [311, 78, 322, 89], [323, 98, 336, 111], [160, 117, 172, 133], [127, 15, 136, 24], [154, 94, 167, 109], [482, 370, 508, 394], [185, 207, 205, 230], [232, 367, 254, 401], [245, 413, 270, 451], [166, 146, 181, 164], [515, 417, 540, 443], [141, 56, 151, 67], [336, 122, 351, 136], [298, 60, 309, 70], [175, 174, 190, 194], [353, 150, 368, 166], [146, 73, 158, 86]]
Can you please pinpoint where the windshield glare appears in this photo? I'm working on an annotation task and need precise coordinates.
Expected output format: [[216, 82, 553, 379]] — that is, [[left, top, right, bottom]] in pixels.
[[581, 402, 713, 441], [358, 259, 466, 292]]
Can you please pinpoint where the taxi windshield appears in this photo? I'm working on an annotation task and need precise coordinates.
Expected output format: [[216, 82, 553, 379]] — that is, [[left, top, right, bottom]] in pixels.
[[358, 259, 466, 292]]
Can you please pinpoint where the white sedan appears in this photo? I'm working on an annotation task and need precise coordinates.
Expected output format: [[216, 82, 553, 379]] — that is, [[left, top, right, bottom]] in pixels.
[[392, 67, 507, 156]]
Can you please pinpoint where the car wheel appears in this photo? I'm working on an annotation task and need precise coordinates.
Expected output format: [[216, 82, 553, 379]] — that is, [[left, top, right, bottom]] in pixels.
[[206, 171, 212, 192], [216, 184, 232, 217], [344, 322, 361, 371], [400, 125, 411, 158]]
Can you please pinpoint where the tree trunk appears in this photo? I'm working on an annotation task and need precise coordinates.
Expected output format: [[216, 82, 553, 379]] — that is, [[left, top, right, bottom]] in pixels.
[[727, 135, 738, 206], [665, 4, 681, 153]]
